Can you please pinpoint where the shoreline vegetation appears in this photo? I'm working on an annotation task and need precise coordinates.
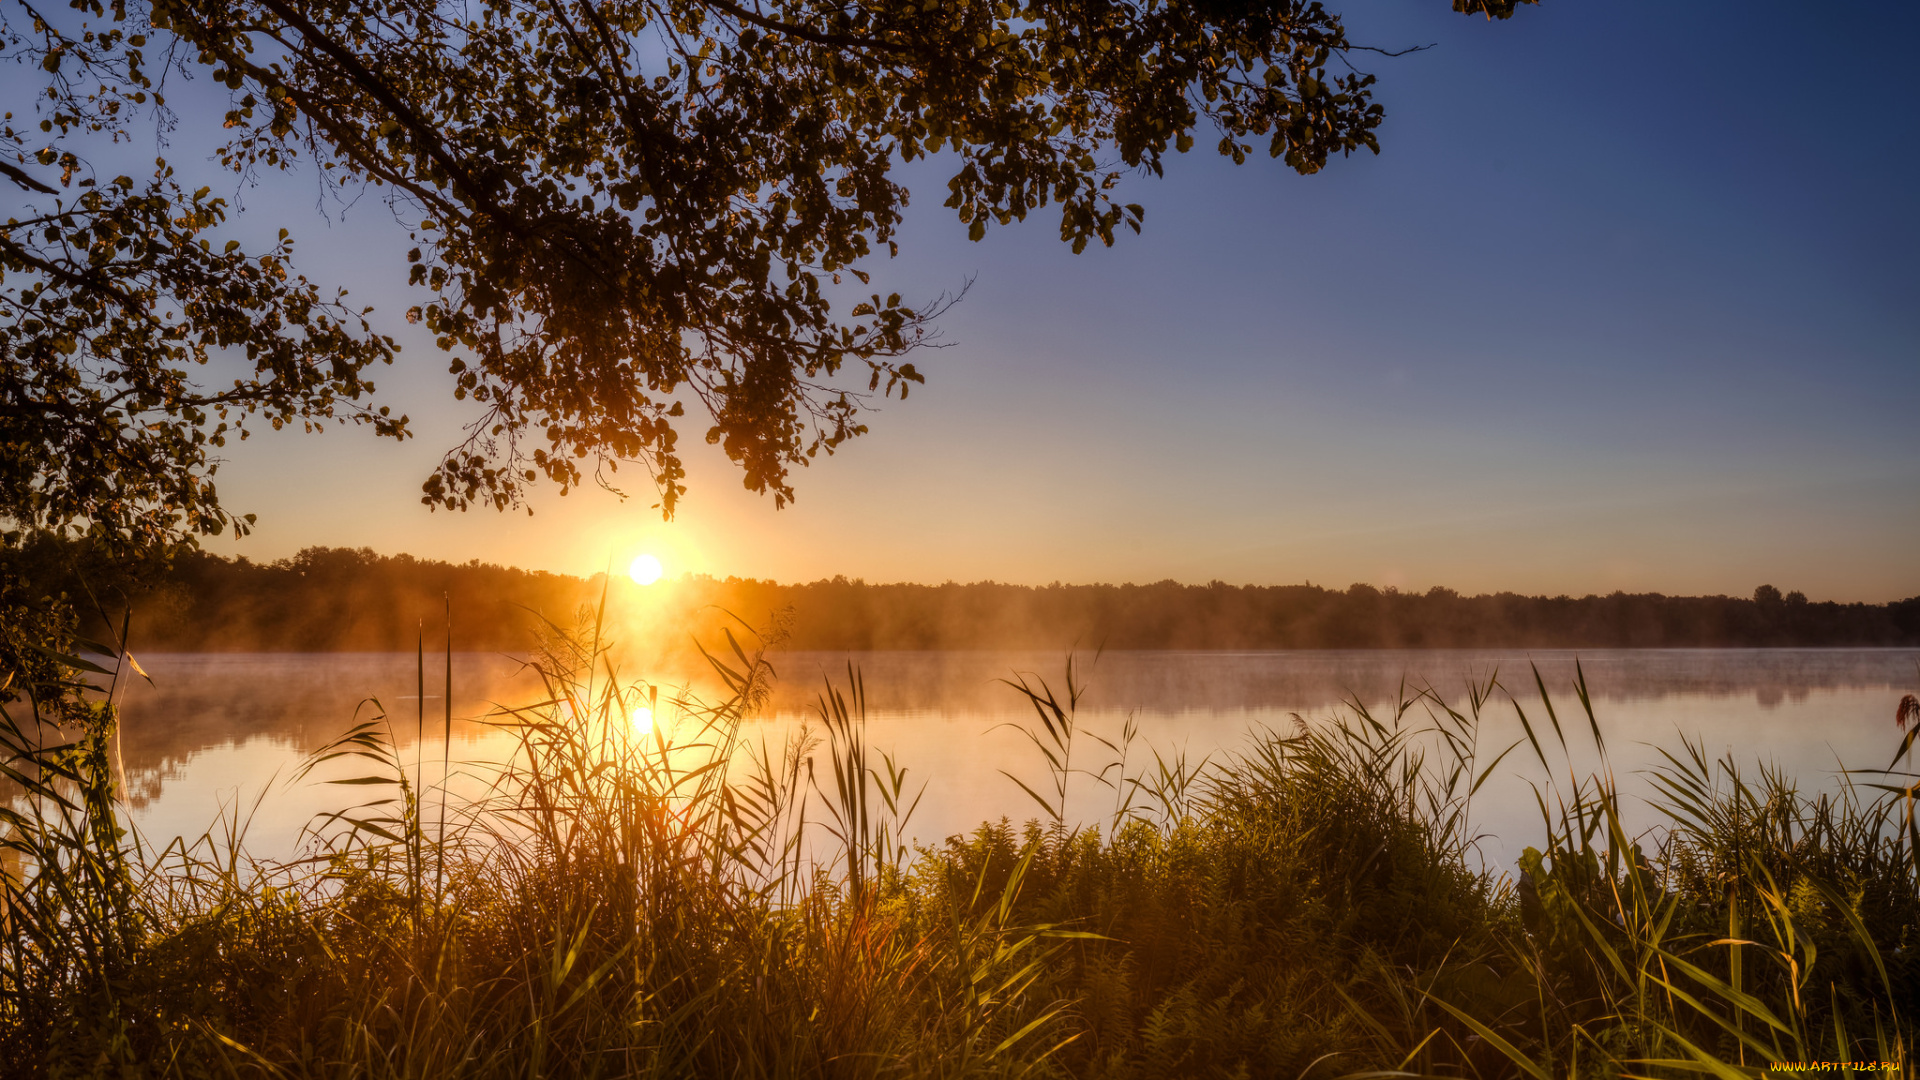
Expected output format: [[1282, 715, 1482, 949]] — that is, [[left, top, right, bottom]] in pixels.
[[6, 540, 1919, 654], [1, 613, 1915, 1077]]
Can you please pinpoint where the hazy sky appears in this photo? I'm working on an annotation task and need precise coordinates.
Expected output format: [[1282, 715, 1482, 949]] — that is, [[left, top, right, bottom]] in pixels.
[[109, 1, 1920, 599]]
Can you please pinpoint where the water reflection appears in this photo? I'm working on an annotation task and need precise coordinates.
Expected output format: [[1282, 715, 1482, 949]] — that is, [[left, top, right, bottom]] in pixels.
[[113, 648, 1919, 867], [110, 652, 540, 807], [756, 648, 1919, 717]]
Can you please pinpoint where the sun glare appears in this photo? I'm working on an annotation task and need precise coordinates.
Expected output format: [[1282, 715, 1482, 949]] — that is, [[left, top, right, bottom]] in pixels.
[[632, 705, 654, 732], [628, 553, 663, 585]]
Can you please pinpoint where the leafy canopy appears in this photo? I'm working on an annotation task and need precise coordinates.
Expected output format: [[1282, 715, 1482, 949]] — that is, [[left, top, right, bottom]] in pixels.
[[2, 0, 1536, 550]]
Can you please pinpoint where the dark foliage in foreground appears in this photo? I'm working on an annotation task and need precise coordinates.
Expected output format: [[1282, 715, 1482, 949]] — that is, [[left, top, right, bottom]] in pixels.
[[0, 621, 1912, 1077], [4, 0, 1535, 546], [6, 536, 1917, 653]]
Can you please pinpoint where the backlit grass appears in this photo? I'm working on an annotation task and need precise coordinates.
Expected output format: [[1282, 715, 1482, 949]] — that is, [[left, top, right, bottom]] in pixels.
[[0, 621, 1912, 1078]]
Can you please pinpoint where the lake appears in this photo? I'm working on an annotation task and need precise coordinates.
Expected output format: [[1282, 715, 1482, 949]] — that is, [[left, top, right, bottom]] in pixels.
[[113, 647, 1920, 873]]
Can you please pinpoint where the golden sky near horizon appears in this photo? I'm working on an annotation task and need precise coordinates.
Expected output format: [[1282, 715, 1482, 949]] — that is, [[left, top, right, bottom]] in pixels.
[[185, 3, 1918, 604]]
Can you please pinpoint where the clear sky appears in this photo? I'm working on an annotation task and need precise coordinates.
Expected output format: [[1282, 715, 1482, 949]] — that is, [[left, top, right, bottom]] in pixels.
[[147, 1, 1918, 600]]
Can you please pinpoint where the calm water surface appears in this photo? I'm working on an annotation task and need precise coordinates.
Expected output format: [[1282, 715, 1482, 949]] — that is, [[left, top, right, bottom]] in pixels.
[[115, 648, 1920, 871]]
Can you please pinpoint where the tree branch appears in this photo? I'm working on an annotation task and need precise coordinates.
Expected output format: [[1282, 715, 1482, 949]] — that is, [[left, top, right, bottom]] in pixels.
[[0, 161, 58, 195], [696, 0, 922, 57]]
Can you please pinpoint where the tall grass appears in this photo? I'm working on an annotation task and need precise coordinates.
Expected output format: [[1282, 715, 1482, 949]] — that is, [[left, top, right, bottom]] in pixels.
[[1475, 666, 1916, 1076], [0, 618, 1912, 1078]]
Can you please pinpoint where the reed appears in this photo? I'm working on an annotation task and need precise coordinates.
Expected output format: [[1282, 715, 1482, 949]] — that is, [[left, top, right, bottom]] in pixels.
[[0, 616, 1911, 1078], [1471, 665, 1916, 1076]]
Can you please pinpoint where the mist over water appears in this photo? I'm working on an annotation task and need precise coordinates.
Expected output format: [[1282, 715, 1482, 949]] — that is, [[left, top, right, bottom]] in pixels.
[[115, 648, 1919, 872], [759, 647, 1918, 714]]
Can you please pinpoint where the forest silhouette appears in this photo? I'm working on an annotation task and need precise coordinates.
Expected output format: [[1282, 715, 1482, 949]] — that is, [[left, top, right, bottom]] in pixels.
[[10, 539, 1917, 654]]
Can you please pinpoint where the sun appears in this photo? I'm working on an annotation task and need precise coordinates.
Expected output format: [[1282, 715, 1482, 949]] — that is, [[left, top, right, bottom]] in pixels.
[[628, 553, 663, 586]]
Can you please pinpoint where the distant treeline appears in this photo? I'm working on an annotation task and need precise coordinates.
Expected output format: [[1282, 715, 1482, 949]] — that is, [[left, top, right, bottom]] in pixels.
[[7, 539, 1919, 652], [4, 541, 595, 653], [694, 577, 1920, 651]]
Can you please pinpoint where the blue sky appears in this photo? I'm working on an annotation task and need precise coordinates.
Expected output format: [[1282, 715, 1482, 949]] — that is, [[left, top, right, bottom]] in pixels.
[[50, 0, 1918, 599]]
